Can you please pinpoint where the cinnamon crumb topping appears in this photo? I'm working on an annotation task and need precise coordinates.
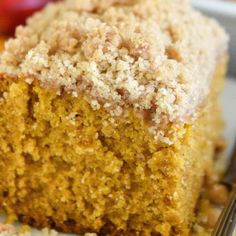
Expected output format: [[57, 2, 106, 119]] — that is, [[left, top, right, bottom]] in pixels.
[[0, 0, 228, 143]]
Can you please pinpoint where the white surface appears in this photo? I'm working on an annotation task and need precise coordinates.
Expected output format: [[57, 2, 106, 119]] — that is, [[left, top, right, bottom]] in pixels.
[[191, 0, 236, 17], [222, 78, 236, 156], [0, 79, 236, 235], [191, 0, 236, 77]]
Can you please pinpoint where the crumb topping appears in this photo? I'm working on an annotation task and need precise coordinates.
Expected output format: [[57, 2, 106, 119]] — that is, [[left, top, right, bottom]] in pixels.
[[0, 224, 60, 236], [0, 0, 228, 141], [0, 224, 18, 235]]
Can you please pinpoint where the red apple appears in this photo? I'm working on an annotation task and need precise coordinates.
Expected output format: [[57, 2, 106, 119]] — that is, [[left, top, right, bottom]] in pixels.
[[0, 0, 57, 35]]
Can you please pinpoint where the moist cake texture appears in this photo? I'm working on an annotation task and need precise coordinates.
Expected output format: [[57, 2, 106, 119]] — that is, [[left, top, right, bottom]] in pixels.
[[0, 0, 228, 142], [0, 0, 228, 235]]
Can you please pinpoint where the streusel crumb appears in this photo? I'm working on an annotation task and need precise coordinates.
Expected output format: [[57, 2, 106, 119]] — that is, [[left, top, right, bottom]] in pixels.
[[0, 224, 60, 236], [0, 0, 228, 142]]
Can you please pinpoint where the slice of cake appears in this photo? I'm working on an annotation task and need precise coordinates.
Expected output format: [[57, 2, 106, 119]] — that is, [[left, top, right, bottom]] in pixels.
[[0, 0, 228, 235]]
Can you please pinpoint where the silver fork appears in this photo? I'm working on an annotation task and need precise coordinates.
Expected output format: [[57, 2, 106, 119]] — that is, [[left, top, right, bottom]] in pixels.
[[212, 141, 236, 236]]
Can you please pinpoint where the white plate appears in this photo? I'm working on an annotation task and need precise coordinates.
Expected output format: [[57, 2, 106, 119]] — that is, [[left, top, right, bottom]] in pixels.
[[1, 78, 236, 235], [191, 0, 236, 76], [222, 78, 236, 155], [191, 0, 236, 17]]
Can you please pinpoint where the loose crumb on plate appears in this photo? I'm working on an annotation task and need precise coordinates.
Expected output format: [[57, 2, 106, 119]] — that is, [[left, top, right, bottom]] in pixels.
[[193, 148, 230, 236], [0, 224, 30, 236], [0, 224, 60, 236]]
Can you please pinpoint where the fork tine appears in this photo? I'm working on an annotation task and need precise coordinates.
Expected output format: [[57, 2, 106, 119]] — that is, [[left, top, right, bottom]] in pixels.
[[223, 139, 236, 185], [211, 185, 236, 236]]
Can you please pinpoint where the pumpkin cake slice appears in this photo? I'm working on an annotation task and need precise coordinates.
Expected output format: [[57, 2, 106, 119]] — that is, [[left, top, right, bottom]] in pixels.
[[0, 0, 228, 235]]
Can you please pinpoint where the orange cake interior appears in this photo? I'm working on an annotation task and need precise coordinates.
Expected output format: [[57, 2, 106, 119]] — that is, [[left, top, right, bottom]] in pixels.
[[0, 0, 228, 235]]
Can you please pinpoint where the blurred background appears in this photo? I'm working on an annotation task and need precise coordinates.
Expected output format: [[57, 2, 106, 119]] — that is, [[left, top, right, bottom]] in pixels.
[[0, 0, 235, 76], [191, 0, 236, 77]]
